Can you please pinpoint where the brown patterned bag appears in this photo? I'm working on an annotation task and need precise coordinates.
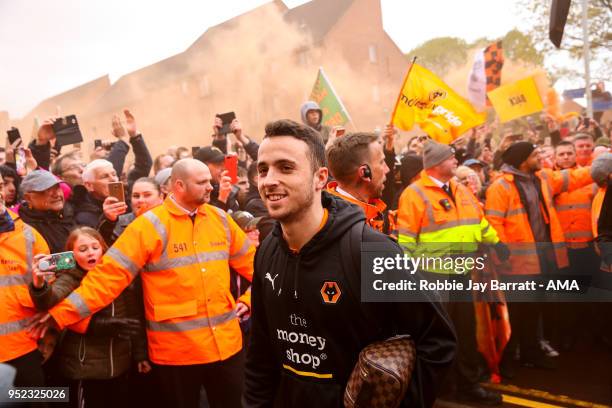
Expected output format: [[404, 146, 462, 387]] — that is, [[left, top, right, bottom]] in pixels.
[[344, 335, 416, 408]]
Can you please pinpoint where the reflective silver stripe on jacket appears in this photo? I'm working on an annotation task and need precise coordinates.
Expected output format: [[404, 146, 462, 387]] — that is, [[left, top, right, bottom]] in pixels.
[[230, 239, 251, 261], [420, 218, 481, 234], [210, 206, 231, 246], [66, 292, 92, 319], [397, 227, 417, 238], [23, 225, 34, 285], [555, 202, 592, 211], [143, 211, 169, 260], [560, 169, 570, 193], [107, 247, 140, 277], [408, 184, 434, 225], [145, 251, 229, 272], [0, 275, 25, 287], [0, 318, 30, 335], [485, 209, 504, 218], [146, 310, 237, 333]]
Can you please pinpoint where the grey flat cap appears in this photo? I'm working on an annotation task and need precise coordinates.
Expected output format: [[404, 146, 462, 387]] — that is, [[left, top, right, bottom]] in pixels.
[[20, 170, 60, 193]]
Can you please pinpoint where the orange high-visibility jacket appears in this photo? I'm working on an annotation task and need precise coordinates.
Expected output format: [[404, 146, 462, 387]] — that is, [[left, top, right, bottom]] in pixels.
[[326, 181, 397, 238], [554, 170, 598, 247], [49, 198, 255, 365], [397, 171, 499, 274], [592, 185, 606, 237], [592, 185, 611, 273], [485, 167, 593, 275], [0, 210, 49, 362]]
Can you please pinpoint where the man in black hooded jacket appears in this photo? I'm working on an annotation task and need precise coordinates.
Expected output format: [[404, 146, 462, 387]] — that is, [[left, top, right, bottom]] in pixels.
[[243, 119, 456, 408]]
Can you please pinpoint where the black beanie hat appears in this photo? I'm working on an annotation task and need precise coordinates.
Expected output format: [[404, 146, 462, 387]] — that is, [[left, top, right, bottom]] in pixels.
[[400, 153, 424, 186], [502, 141, 536, 168]]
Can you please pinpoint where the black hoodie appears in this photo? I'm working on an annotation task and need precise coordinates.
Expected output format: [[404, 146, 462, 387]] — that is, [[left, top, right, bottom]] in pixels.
[[244, 192, 456, 408]]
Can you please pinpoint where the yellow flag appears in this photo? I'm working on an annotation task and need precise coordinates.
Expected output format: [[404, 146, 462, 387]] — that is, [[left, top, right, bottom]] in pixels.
[[487, 76, 543, 123], [391, 63, 486, 144]]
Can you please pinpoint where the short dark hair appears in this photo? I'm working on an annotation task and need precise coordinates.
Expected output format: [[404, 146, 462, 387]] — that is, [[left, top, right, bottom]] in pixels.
[[555, 140, 575, 151], [264, 119, 325, 171], [326, 132, 379, 185]]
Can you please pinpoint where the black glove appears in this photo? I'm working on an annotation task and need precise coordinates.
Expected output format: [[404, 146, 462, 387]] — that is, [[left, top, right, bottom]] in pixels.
[[88, 316, 142, 339], [493, 242, 510, 262]]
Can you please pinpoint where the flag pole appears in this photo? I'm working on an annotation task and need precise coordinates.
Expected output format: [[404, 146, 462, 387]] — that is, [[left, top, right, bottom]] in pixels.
[[389, 56, 417, 126]]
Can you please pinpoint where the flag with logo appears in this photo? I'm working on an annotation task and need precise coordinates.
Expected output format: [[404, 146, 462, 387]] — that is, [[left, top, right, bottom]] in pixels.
[[391, 63, 486, 144], [309, 67, 351, 127], [487, 76, 543, 123]]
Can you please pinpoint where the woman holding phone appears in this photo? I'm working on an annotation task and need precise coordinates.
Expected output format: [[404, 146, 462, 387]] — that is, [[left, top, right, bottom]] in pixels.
[[99, 177, 164, 246], [29, 227, 148, 408]]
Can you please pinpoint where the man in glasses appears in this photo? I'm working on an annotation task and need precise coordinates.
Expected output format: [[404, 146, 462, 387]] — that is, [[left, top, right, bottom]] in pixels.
[[51, 151, 85, 187]]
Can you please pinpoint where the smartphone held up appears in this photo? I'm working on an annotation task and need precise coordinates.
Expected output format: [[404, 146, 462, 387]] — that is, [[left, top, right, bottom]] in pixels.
[[224, 154, 238, 184], [108, 182, 125, 203]]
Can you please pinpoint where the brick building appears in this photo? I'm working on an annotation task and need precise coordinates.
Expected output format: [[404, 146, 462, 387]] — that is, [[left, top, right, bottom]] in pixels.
[[10, 0, 408, 158]]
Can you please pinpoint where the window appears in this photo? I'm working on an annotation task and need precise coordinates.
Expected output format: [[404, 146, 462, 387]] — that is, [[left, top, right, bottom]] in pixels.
[[369, 45, 378, 63]]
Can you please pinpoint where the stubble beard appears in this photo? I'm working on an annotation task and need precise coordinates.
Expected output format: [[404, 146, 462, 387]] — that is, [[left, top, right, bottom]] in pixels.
[[274, 184, 315, 226]]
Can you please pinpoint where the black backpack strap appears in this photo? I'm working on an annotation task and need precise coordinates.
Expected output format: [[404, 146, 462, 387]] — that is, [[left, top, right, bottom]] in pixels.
[[382, 208, 390, 235], [340, 221, 381, 331]]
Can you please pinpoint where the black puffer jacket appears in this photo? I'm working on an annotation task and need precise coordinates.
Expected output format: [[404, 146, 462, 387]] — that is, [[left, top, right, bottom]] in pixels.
[[18, 202, 76, 253], [70, 185, 104, 228], [29, 266, 147, 380]]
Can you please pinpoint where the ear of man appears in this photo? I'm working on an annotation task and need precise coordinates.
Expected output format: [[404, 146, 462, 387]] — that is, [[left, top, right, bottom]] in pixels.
[[314, 167, 329, 191], [361, 164, 372, 180]]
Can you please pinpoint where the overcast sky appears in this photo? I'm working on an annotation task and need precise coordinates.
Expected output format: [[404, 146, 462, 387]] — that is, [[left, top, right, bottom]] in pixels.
[[1, 0, 526, 118]]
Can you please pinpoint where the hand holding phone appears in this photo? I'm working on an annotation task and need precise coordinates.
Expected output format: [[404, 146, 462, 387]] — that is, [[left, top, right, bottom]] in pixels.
[[7, 127, 21, 146], [52, 115, 83, 148], [38, 251, 76, 272], [336, 127, 346, 137], [15, 148, 26, 176], [107, 182, 125, 203], [216, 112, 236, 135], [224, 155, 238, 184]]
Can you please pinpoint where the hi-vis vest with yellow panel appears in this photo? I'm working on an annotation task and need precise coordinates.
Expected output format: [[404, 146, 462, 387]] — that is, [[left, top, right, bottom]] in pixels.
[[397, 171, 499, 274], [0, 211, 49, 362], [49, 198, 255, 365]]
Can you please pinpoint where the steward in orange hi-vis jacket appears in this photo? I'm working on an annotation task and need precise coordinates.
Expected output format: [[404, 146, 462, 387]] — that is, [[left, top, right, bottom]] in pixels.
[[45, 160, 255, 408], [485, 143, 593, 276], [48, 196, 254, 364], [0, 208, 49, 384]]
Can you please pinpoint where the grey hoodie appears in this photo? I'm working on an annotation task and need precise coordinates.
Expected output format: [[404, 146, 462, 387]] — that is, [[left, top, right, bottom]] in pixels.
[[300, 101, 330, 143]]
